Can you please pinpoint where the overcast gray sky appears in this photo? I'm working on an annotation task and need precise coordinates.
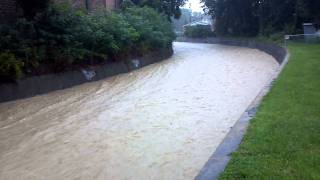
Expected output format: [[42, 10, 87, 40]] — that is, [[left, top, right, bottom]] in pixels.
[[183, 0, 204, 12]]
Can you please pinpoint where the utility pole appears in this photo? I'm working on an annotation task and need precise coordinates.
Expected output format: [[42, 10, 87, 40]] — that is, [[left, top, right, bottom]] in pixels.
[[189, 3, 192, 23]]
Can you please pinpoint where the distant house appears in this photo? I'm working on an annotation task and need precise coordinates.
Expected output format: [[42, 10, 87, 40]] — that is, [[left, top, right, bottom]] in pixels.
[[303, 23, 317, 34], [183, 18, 214, 32], [171, 8, 192, 35]]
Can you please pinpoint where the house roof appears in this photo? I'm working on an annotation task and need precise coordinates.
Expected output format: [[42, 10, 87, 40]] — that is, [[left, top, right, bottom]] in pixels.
[[184, 20, 212, 27], [303, 23, 314, 26]]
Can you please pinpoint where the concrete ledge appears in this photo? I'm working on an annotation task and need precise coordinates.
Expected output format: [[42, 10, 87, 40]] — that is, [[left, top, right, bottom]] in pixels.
[[174, 37, 289, 180], [0, 48, 173, 103]]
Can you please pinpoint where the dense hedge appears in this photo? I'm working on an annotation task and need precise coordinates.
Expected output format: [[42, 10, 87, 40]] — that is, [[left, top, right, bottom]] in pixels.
[[0, 3, 175, 81], [184, 25, 215, 38]]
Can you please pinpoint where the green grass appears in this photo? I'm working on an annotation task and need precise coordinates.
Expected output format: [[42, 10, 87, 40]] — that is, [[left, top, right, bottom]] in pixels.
[[219, 43, 320, 180]]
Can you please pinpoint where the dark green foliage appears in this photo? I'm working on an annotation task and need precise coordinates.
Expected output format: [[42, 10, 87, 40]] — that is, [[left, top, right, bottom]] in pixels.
[[71, 9, 140, 61], [210, 0, 259, 37], [203, 0, 320, 36], [123, 7, 175, 54], [184, 25, 215, 38], [0, 7, 88, 73], [124, 0, 186, 19], [0, 3, 174, 80], [0, 52, 24, 81], [121, 0, 136, 10]]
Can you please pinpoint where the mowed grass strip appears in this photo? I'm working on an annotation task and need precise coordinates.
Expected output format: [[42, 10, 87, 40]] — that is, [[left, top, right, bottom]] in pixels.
[[220, 43, 320, 179]]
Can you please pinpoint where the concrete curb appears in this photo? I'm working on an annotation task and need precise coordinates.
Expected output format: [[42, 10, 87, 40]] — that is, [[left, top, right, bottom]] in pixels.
[[0, 48, 173, 103], [174, 38, 290, 180]]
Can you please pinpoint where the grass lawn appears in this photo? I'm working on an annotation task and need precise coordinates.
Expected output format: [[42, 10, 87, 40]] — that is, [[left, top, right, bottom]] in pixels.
[[219, 43, 320, 179]]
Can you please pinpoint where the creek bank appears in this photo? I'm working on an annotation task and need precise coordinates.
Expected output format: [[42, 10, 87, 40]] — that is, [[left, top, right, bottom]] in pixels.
[[0, 48, 173, 103]]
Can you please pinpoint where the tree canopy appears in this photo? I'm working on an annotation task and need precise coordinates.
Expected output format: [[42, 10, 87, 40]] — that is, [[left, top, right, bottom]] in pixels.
[[127, 0, 186, 19], [202, 0, 320, 36]]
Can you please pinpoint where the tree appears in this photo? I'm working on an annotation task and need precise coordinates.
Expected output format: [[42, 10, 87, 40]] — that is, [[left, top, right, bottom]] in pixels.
[[203, 0, 320, 36], [127, 0, 186, 19], [203, 0, 259, 36]]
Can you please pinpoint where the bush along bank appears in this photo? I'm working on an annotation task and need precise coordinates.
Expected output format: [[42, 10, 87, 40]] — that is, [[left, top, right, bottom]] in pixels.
[[184, 25, 215, 38], [0, 3, 175, 82]]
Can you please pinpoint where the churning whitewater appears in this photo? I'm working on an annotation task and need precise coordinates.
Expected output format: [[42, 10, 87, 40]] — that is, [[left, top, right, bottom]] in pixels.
[[0, 42, 278, 180]]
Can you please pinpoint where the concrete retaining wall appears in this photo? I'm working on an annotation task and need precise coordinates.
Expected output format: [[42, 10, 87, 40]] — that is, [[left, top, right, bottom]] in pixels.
[[0, 48, 173, 103], [176, 37, 287, 64]]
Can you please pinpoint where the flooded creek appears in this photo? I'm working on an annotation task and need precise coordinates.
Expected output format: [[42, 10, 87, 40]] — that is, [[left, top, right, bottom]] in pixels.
[[0, 42, 278, 180]]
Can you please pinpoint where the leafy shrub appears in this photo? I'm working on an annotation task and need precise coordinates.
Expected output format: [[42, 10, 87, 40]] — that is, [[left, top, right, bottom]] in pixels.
[[0, 7, 88, 72], [0, 3, 175, 80], [184, 25, 215, 38], [0, 52, 24, 81], [74, 10, 140, 60], [121, 0, 135, 10], [123, 7, 176, 54]]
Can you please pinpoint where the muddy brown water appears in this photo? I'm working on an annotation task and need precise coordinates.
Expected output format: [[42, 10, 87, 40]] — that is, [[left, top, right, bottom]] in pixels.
[[0, 42, 278, 180]]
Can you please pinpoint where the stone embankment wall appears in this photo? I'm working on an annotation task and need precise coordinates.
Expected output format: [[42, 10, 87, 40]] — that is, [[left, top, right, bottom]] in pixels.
[[0, 48, 173, 103]]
